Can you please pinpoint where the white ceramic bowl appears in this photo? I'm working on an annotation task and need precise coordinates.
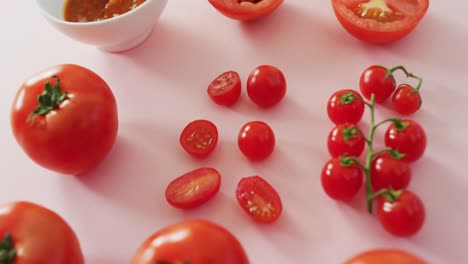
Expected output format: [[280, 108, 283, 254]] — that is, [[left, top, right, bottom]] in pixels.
[[36, 0, 168, 52]]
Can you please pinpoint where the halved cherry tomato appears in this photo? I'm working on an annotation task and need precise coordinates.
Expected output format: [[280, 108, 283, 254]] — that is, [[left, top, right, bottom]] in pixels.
[[165, 167, 221, 209], [359, 65, 396, 103], [247, 65, 286, 108], [371, 152, 411, 191], [321, 157, 363, 202], [207, 71, 242, 106], [384, 119, 426, 162], [208, 0, 284, 21], [180, 119, 218, 158], [236, 176, 282, 224], [345, 249, 426, 264], [327, 89, 365, 125], [331, 0, 430, 44], [131, 220, 249, 264], [238, 121, 275, 161], [392, 84, 422, 115], [327, 123, 365, 158]]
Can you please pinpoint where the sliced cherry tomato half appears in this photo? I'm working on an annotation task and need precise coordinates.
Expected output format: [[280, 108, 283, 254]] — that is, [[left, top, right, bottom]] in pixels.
[[345, 249, 426, 264], [207, 71, 242, 106], [165, 167, 221, 209], [359, 65, 396, 103], [327, 89, 365, 125], [238, 121, 275, 161], [208, 0, 284, 21], [331, 0, 430, 44], [392, 84, 422, 115], [180, 119, 218, 158], [236, 176, 282, 224]]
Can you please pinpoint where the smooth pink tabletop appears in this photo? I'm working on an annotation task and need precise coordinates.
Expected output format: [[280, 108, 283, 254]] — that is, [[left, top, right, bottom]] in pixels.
[[1, 1, 466, 263]]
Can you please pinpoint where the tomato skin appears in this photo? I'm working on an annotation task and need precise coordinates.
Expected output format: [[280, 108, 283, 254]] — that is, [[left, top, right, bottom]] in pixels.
[[371, 152, 411, 191], [377, 190, 425, 237], [0, 201, 84, 264], [165, 167, 221, 209], [384, 120, 426, 162], [327, 89, 365, 125], [180, 119, 219, 158], [392, 84, 422, 115], [10, 64, 118, 175], [321, 158, 363, 202], [130, 220, 249, 264], [345, 249, 426, 264], [236, 176, 282, 224], [247, 65, 286, 108], [208, 0, 284, 21], [327, 123, 365, 158], [208, 71, 242, 106], [238, 121, 275, 161], [359, 65, 396, 103]]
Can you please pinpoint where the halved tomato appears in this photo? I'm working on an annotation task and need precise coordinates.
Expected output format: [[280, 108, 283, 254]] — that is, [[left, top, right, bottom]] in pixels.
[[179, 119, 218, 158], [331, 0, 430, 44], [208, 0, 284, 21]]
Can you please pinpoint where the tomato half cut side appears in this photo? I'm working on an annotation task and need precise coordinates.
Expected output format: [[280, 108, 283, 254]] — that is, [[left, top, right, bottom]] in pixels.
[[236, 176, 282, 224], [180, 119, 218, 158], [208, 0, 284, 21], [165, 167, 221, 209], [331, 0, 430, 44], [207, 71, 242, 106]]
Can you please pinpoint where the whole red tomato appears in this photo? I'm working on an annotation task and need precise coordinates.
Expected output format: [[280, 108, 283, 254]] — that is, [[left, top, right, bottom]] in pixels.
[[370, 152, 411, 191], [392, 84, 422, 115], [327, 123, 365, 158], [384, 119, 426, 162], [238, 121, 275, 161], [130, 220, 249, 264], [359, 65, 396, 103], [0, 201, 84, 264], [208, 0, 284, 21], [321, 157, 363, 202], [327, 89, 365, 125], [10, 64, 118, 175], [345, 249, 426, 264], [246, 65, 286, 108]]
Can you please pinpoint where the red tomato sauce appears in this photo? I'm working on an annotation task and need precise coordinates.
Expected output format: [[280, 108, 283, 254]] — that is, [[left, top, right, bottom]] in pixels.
[[64, 0, 146, 22]]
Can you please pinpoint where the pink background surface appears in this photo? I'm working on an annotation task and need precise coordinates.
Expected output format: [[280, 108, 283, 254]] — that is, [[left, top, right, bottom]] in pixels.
[[1, 1, 467, 263]]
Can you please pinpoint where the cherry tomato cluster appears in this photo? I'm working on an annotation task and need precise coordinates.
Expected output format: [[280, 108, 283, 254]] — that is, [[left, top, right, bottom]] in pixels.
[[322, 64, 427, 237]]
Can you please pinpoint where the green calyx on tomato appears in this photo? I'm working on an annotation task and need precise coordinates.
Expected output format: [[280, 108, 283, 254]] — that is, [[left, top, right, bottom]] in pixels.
[[31, 76, 67, 116], [382, 189, 403, 202], [341, 125, 360, 142], [156, 260, 190, 264], [0, 233, 16, 264], [339, 91, 359, 105], [391, 118, 409, 131]]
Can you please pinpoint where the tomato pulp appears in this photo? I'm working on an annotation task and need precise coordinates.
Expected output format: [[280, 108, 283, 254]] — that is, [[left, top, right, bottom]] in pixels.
[[208, 0, 284, 21]]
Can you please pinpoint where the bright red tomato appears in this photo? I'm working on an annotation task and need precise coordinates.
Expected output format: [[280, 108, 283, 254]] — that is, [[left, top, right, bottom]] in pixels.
[[392, 84, 422, 115], [359, 65, 396, 103], [0, 201, 84, 264], [327, 89, 365, 125], [208, 0, 284, 21], [327, 123, 365, 158], [371, 152, 411, 191], [377, 190, 425, 237], [131, 220, 249, 264], [384, 119, 426, 162], [236, 176, 282, 224], [246, 65, 286, 108], [180, 119, 218, 158], [10, 64, 118, 175], [321, 157, 363, 202], [345, 249, 426, 264], [331, 0, 430, 44], [165, 167, 221, 209], [207, 71, 242, 106], [238, 121, 275, 161]]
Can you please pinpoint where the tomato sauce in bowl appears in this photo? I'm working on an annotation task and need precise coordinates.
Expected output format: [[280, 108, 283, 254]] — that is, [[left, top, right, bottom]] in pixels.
[[64, 0, 146, 22]]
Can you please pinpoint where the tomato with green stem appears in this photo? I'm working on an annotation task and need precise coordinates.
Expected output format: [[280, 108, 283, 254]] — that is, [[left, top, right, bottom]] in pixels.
[[321, 156, 363, 202], [180, 119, 218, 158], [238, 121, 275, 161], [392, 84, 422, 115], [207, 71, 241, 106], [371, 151, 411, 191], [384, 119, 426, 162], [345, 249, 426, 264], [327, 89, 365, 125], [247, 65, 286, 108], [208, 0, 284, 21], [359, 65, 396, 103], [327, 123, 366, 158]]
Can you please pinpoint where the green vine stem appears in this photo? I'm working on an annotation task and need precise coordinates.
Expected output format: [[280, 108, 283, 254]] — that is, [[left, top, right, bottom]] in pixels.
[[386, 65, 423, 92], [364, 94, 377, 213]]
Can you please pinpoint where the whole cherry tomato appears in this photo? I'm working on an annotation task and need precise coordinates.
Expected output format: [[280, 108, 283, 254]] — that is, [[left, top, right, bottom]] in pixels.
[[321, 157, 363, 202], [392, 84, 422, 115], [246, 65, 286, 108], [180, 119, 218, 158], [236, 176, 282, 224], [384, 119, 426, 162], [165, 167, 221, 210], [359, 65, 396, 103], [377, 190, 425, 237], [238, 121, 275, 161], [345, 249, 426, 264], [327, 89, 365, 125], [327, 123, 365, 158], [130, 220, 249, 264], [208, 0, 284, 21], [0, 201, 84, 264], [207, 71, 242, 106], [10, 64, 118, 175], [371, 152, 411, 191]]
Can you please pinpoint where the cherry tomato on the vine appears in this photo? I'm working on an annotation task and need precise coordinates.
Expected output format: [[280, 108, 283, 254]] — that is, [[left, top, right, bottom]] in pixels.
[[392, 84, 422, 115], [384, 119, 426, 162], [321, 157, 363, 202], [236, 176, 282, 224], [371, 152, 411, 191], [247, 65, 286, 108], [207, 71, 242, 106], [344, 249, 426, 264], [327, 123, 365, 158], [327, 89, 365, 125], [359, 65, 396, 103], [238, 121, 275, 161], [208, 0, 284, 21], [180, 119, 218, 158], [377, 190, 425, 237]]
